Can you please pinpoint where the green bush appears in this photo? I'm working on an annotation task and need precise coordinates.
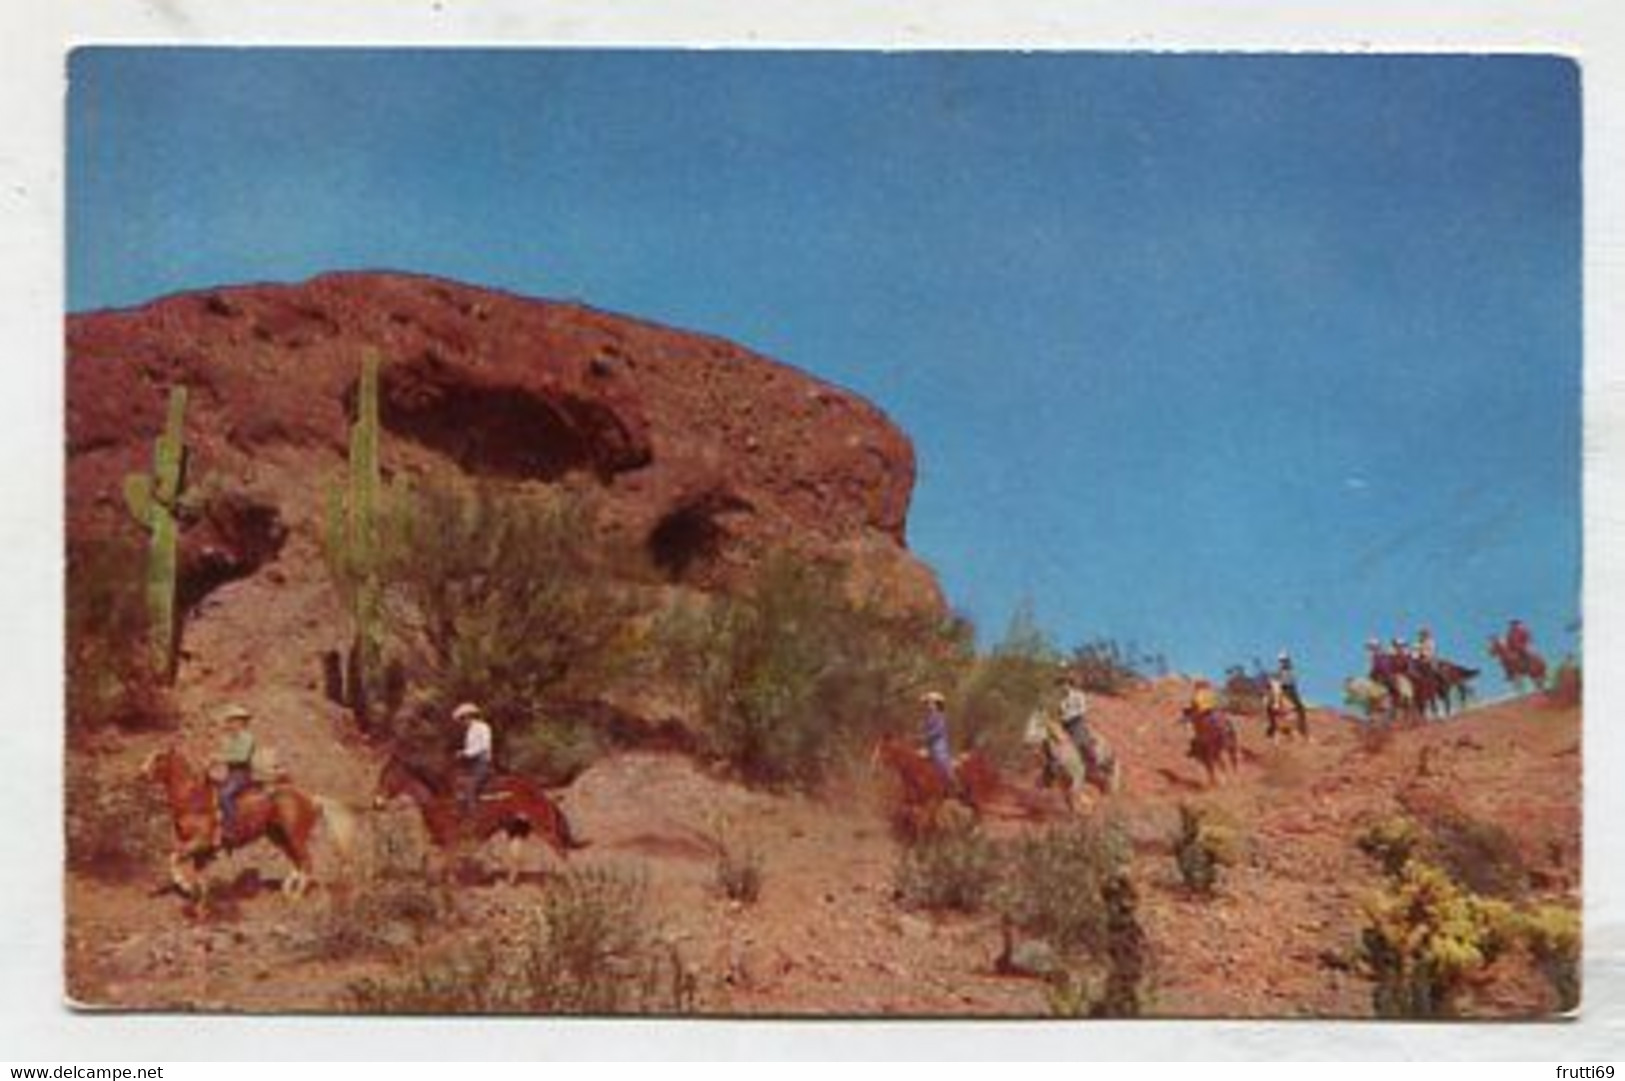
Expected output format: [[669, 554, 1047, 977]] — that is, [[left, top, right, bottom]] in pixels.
[[308, 824, 455, 959], [376, 479, 640, 775], [656, 550, 970, 788], [894, 819, 1000, 913], [1221, 664, 1270, 716], [503, 710, 605, 788], [1068, 638, 1163, 697], [347, 866, 697, 1014], [1358, 815, 1424, 878], [953, 602, 1060, 764], [1356, 859, 1518, 1018], [1519, 903, 1581, 1012], [346, 938, 509, 1014], [1400, 796, 1529, 900], [709, 819, 765, 905], [1173, 803, 1235, 897], [996, 819, 1127, 956]]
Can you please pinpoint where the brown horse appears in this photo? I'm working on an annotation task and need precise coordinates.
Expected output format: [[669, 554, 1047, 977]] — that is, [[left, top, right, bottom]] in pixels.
[[1489, 636, 1547, 691], [1183, 709, 1240, 787], [872, 734, 1001, 836], [1410, 659, 1480, 718], [140, 746, 352, 902], [371, 755, 585, 884]]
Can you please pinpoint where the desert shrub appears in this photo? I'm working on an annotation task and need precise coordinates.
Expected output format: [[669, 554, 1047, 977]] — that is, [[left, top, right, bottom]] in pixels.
[[347, 938, 509, 1013], [1402, 798, 1529, 900], [347, 866, 696, 1014], [1221, 663, 1270, 716], [1068, 638, 1163, 697], [894, 819, 1000, 913], [1092, 872, 1150, 1017], [65, 754, 169, 879], [502, 710, 605, 788], [657, 550, 970, 788], [1357, 859, 1512, 1018], [523, 867, 664, 1012], [66, 536, 175, 735], [308, 823, 454, 959], [1358, 815, 1424, 878], [996, 819, 1127, 956], [953, 602, 1061, 764], [1044, 874, 1153, 1018], [709, 819, 765, 905], [1519, 904, 1581, 1012], [1353, 816, 1580, 1017], [1173, 803, 1235, 897], [1547, 656, 1581, 708], [376, 479, 641, 773]]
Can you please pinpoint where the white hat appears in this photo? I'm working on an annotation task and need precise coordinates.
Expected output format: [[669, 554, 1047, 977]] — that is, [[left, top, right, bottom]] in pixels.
[[920, 691, 946, 707], [220, 703, 252, 723], [452, 702, 483, 721]]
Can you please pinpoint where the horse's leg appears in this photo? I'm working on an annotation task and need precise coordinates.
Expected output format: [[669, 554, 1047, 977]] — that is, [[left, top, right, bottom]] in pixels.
[[169, 850, 200, 899], [506, 829, 525, 886]]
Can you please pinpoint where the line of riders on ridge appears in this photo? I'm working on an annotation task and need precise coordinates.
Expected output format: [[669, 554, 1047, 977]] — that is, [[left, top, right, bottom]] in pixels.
[[197, 620, 1545, 850], [910, 617, 1546, 806]]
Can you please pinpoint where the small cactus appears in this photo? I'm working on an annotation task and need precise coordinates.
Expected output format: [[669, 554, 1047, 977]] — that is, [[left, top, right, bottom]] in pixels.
[[122, 386, 188, 681]]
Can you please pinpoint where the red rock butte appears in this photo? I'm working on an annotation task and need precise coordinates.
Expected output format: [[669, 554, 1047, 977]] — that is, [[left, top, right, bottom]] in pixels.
[[67, 271, 944, 613]]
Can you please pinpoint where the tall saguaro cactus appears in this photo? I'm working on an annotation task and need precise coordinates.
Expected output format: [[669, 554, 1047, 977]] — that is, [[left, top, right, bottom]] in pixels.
[[325, 348, 385, 720], [122, 386, 189, 682]]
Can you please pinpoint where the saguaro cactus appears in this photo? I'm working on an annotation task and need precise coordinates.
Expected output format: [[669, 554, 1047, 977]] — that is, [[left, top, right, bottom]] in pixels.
[[122, 386, 189, 682], [324, 349, 385, 720]]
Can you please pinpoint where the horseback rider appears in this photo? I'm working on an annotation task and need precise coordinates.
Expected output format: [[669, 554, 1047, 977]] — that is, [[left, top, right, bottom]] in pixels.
[[1058, 668, 1095, 764], [1506, 618, 1533, 661], [919, 691, 957, 793], [453, 701, 493, 815], [1414, 627, 1438, 665], [215, 703, 256, 846], [1183, 678, 1220, 729], [1274, 650, 1309, 735]]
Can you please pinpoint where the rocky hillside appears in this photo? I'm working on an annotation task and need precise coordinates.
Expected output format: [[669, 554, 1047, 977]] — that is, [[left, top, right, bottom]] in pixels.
[[66, 682, 1580, 1016]]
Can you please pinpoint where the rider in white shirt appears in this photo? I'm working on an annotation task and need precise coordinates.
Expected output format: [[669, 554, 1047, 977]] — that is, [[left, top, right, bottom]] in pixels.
[[454, 702, 493, 814]]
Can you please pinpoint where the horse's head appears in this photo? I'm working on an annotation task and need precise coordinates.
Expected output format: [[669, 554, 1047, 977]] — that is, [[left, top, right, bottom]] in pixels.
[[870, 733, 912, 771], [139, 745, 186, 784], [372, 756, 407, 809], [373, 754, 436, 809]]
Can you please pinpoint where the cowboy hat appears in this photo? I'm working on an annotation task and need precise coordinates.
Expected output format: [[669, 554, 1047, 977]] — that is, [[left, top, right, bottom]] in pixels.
[[219, 703, 252, 723], [452, 702, 483, 721], [919, 691, 947, 706]]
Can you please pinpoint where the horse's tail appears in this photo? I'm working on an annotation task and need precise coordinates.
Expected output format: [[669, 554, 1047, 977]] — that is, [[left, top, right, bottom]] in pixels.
[[560, 804, 590, 851], [313, 796, 360, 862]]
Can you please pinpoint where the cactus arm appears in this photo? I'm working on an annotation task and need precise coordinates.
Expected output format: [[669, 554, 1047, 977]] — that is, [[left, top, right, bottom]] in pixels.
[[123, 474, 155, 525]]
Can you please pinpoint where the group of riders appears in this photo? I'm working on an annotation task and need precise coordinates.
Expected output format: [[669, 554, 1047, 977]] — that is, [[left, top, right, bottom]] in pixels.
[[209, 698, 497, 847], [1358, 618, 1537, 720], [906, 618, 1539, 803], [204, 620, 1541, 839]]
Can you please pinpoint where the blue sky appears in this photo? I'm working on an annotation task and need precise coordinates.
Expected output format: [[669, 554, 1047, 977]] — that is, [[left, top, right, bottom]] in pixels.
[[67, 49, 1581, 702]]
